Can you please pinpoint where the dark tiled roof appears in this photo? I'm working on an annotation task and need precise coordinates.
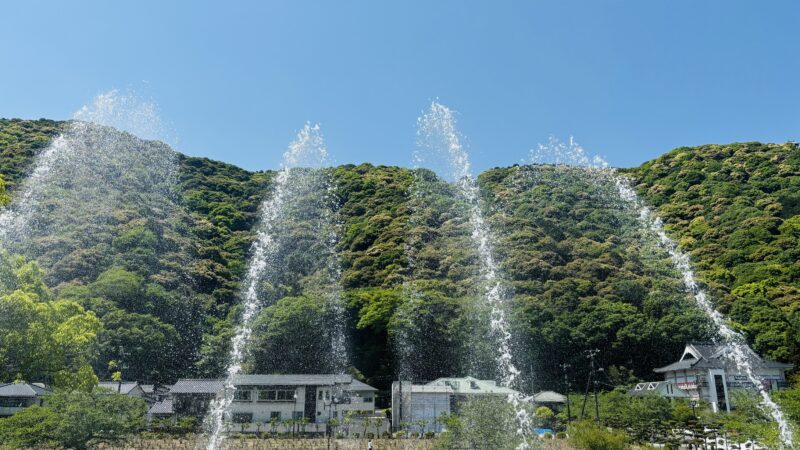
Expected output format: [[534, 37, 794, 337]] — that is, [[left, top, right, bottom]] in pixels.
[[654, 358, 699, 373], [98, 381, 140, 395], [140, 384, 172, 394], [148, 399, 174, 415], [170, 379, 224, 394], [171, 375, 378, 394], [347, 379, 378, 392], [0, 383, 52, 397]]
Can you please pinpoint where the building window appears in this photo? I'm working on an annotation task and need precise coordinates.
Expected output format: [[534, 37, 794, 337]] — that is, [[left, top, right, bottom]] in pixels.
[[270, 411, 281, 421], [233, 390, 252, 402], [293, 411, 303, 420], [233, 413, 253, 423], [0, 398, 27, 407], [363, 396, 373, 403], [318, 390, 323, 401], [257, 389, 295, 402]]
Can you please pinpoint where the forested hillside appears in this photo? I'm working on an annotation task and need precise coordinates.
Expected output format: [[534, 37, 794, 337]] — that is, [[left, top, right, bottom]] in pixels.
[[0, 119, 796, 397], [626, 142, 800, 367]]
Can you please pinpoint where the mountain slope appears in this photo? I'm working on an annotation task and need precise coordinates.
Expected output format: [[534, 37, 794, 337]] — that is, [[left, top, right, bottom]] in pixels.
[[0, 119, 795, 395], [626, 142, 800, 366]]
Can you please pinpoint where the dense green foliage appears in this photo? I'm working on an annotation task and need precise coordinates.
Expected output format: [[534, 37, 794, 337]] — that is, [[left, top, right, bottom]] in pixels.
[[0, 119, 61, 189], [0, 120, 796, 403], [434, 397, 527, 450], [626, 142, 800, 366], [0, 386, 147, 450], [568, 420, 628, 450], [0, 254, 101, 384]]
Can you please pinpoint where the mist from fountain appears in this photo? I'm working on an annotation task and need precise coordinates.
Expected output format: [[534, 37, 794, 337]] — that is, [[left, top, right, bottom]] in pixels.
[[0, 90, 177, 283], [204, 123, 348, 450], [531, 136, 794, 449], [415, 102, 532, 449]]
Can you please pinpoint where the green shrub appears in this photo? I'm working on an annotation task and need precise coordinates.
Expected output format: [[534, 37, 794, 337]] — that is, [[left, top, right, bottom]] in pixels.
[[569, 420, 628, 450]]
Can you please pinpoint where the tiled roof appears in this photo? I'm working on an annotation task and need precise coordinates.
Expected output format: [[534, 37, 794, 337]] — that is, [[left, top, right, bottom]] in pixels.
[[148, 399, 174, 415], [655, 343, 794, 373], [533, 391, 566, 403], [98, 381, 140, 395], [654, 358, 699, 373], [170, 375, 377, 394], [233, 374, 354, 386], [170, 379, 224, 394], [348, 379, 379, 392], [0, 383, 52, 397]]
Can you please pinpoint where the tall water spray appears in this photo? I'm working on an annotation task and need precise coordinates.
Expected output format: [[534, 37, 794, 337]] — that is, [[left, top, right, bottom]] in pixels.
[[204, 124, 347, 450], [533, 137, 794, 449], [615, 179, 795, 449], [416, 102, 532, 448], [0, 90, 177, 280]]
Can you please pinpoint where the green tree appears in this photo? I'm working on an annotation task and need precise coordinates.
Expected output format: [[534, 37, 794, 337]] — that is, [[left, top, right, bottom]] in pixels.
[[569, 420, 629, 450], [0, 173, 10, 206], [0, 388, 146, 450], [434, 397, 524, 450], [0, 257, 102, 382]]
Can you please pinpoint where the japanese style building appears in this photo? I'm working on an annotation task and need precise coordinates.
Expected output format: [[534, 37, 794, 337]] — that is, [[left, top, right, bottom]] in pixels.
[[647, 343, 793, 412]]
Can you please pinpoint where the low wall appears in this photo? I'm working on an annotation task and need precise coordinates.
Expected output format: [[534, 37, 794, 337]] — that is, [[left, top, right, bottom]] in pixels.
[[96, 438, 436, 450]]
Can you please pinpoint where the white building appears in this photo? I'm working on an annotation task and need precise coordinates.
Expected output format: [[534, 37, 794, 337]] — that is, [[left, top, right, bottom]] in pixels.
[[391, 376, 522, 433], [652, 343, 793, 413], [160, 374, 379, 433]]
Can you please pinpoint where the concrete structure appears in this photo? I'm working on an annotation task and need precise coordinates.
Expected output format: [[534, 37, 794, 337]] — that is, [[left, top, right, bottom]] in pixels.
[[0, 382, 52, 417], [391, 376, 522, 433], [164, 374, 379, 432], [653, 343, 792, 413]]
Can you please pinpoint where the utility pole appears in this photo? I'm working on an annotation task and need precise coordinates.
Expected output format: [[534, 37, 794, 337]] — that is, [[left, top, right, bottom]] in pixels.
[[560, 363, 571, 424], [580, 349, 600, 421]]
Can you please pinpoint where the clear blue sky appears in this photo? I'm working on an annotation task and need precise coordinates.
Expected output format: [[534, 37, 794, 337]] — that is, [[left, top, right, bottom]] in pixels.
[[2, 1, 798, 172]]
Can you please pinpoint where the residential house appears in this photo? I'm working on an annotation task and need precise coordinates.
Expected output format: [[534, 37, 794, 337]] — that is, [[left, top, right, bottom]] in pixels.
[[0, 382, 52, 417], [165, 374, 379, 433]]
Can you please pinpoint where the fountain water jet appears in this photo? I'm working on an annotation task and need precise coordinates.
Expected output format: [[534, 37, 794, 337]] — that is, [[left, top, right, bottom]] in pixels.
[[532, 136, 794, 449], [416, 102, 533, 449], [204, 123, 347, 450], [0, 90, 177, 281], [615, 178, 795, 449]]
